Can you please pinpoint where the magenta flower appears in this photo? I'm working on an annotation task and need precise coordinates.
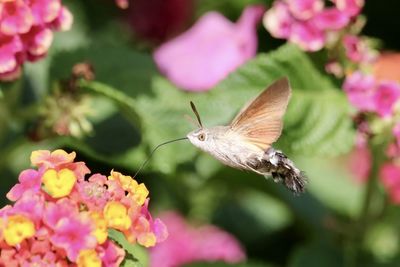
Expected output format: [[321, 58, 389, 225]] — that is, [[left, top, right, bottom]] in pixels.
[[343, 71, 376, 111], [0, 34, 23, 80], [373, 81, 400, 118], [348, 138, 371, 183], [6, 169, 41, 201], [394, 123, 400, 147], [313, 8, 350, 30], [153, 5, 265, 91], [263, 0, 363, 52], [343, 35, 376, 64], [43, 198, 79, 228], [149, 212, 246, 267], [263, 2, 293, 39], [288, 0, 323, 20], [289, 21, 325, 51], [98, 240, 126, 267], [380, 163, 400, 204], [0, 0, 72, 81], [333, 0, 364, 17], [0, 1, 33, 35], [50, 214, 97, 261]]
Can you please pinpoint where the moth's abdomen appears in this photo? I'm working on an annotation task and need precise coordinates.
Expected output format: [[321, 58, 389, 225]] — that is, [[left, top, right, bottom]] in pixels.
[[257, 148, 307, 194]]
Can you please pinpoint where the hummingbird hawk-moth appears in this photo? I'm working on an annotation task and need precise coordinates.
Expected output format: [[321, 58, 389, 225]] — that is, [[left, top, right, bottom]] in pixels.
[[186, 77, 307, 194]]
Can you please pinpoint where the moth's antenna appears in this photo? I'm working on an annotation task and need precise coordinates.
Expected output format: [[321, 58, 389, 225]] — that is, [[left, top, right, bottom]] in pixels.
[[133, 137, 188, 178], [190, 101, 203, 128]]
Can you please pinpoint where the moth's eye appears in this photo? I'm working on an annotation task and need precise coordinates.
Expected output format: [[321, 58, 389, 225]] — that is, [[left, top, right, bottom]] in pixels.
[[198, 133, 206, 141]]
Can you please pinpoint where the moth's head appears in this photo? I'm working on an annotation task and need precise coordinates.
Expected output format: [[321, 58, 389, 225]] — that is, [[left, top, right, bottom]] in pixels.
[[187, 128, 211, 149]]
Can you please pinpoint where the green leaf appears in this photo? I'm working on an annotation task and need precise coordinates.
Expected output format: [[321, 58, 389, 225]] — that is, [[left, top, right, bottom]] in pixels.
[[108, 229, 149, 266], [133, 44, 355, 174], [289, 241, 344, 267]]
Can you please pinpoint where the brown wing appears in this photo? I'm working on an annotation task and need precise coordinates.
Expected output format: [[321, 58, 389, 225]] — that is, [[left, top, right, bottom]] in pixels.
[[230, 77, 291, 150]]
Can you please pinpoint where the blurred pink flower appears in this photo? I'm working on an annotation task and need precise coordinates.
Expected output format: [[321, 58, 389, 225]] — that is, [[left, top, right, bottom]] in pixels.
[[333, 0, 364, 17], [149, 212, 246, 267], [313, 8, 350, 30], [0, 0, 72, 81], [348, 139, 371, 183], [263, 0, 363, 52], [394, 123, 400, 147], [373, 81, 400, 118], [289, 21, 324, 51], [380, 163, 400, 204], [343, 35, 376, 64], [127, 0, 194, 44], [154, 5, 265, 91], [263, 2, 293, 39], [343, 71, 376, 111], [287, 0, 323, 20]]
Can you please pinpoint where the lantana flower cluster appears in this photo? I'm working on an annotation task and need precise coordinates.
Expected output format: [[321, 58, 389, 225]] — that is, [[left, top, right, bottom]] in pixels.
[[0, 149, 167, 266], [0, 0, 73, 81], [263, 0, 364, 52]]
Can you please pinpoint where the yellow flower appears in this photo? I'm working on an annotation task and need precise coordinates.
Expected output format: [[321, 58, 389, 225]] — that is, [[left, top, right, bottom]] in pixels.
[[42, 168, 76, 198], [138, 232, 156, 248], [133, 183, 149, 206], [108, 170, 149, 205], [103, 201, 131, 231], [3, 215, 35, 246], [77, 249, 101, 267], [90, 212, 108, 244]]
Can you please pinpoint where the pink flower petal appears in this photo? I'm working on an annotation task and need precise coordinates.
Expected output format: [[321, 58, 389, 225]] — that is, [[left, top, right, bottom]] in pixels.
[[313, 7, 350, 30], [287, 0, 324, 20], [51, 6, 73, 31], [154, 5, 264, 91], [0, 0, 33, 35], [29, 0, 61, 24], [333, 0, 364, 17], [149, 212, 245, 267], [263, 2, 293, 39], [289, 21, 325, 51], [373, 81, 400, 118], [343, 71, 376, 111]]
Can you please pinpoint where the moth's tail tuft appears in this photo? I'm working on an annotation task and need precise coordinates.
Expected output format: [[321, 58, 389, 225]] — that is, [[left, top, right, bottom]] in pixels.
[[262, 148, 307, 194]]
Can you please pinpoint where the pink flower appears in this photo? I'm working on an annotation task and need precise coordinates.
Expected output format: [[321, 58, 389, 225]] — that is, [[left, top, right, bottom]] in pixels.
[[343, 71, 376, 111], [333, 0, 364, 17], [43, 199, 79, 228], [6, 169, 41, 201], [289, 21, 325, 51], [287, 0, 324, 20], [0, 0, 72, 81], [263, 2, 293, 39], [50, 214, 97, 261], [127, 0, 194, 44], [348, 141, 371, 183], [149, 212, 245, 267], [153, 5, 265, 91], [313, 8, 350, 30], [29, 0, 61, 24], [98, 240, 125, 267], [0, 34, 23, 80], [0, 0, 33, 35], [343, 35, 375, 63], [394, 123, 400, 147], [373, 81, 400, 118], [380, 163, 400, 204]]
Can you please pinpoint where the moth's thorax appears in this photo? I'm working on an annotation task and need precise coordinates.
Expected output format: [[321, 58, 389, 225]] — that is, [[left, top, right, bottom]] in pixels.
[[187, 126, 265, 170]]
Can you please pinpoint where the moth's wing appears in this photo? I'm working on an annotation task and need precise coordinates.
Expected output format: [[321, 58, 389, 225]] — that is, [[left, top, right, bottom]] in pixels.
[[230, 77, 291, 150]]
